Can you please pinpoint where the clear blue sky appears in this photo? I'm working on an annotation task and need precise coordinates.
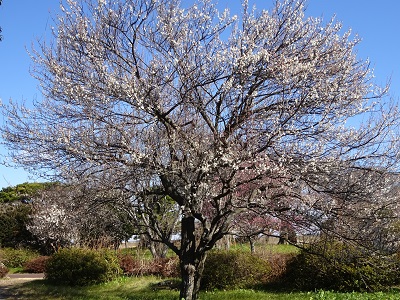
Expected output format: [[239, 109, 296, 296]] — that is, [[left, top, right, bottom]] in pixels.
[[0, 0, 399, 189]]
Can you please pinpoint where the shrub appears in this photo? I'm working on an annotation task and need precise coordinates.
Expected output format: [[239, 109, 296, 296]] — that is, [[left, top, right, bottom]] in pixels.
[[45, 248, 122, 286], [262, 252, 297, 283], [0, 248, 39, 268], [201, 250, 271, 291], [280, 241, 400, 292], [149, 257, 180, 278], [23, 256, 50, 273], [118, 253, 138, 275], [0, 262, 8, 278], [118, 254, 179, 278]]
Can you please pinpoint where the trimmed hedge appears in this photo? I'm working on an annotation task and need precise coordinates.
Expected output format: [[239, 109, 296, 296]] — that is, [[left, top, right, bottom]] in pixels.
[[201, 250, 271, 290], [45, 248, 121, 286]]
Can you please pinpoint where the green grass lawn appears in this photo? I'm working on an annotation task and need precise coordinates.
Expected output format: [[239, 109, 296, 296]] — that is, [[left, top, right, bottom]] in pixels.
[[3, 276, 400, 300]]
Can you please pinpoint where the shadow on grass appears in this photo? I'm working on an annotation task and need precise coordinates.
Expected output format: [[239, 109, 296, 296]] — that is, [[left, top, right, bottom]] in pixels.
[[3, 277, 400, 300], [2, 277, 180, 300], [1, 278, 290, 300]]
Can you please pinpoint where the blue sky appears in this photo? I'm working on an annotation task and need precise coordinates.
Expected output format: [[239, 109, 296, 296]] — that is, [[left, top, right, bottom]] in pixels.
[[0, 0, 399, 189]]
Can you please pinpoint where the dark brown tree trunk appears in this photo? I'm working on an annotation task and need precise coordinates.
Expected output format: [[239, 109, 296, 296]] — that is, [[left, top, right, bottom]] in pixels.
[[249, 237, 255, 254], [179, 214, 207, 300]]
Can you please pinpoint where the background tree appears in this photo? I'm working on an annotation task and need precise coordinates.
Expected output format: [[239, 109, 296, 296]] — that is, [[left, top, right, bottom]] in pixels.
[[232, 210, 275, 253], [0, 182, 51, 203], [134, 193, 181, 258], [0, 182, 50, 249], [1, 0, 400, 299], [0, 202, 35, 248], [28, 183, 136, 253]]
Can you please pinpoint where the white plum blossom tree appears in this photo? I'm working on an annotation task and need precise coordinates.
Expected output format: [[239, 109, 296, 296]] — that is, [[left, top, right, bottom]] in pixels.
[[28, 183, 136, 253], [2, 0, 400, 298]]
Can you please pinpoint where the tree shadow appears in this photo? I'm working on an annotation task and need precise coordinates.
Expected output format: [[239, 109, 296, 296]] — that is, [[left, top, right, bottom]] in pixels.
[[0, 278, 180, 300]]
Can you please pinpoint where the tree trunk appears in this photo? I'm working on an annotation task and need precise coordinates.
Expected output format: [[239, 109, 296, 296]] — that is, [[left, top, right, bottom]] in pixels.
[[278, 231, 288, 245], [249, 237, 255, 254], [149, 240, 168, 258], [180, 258, 206, 300], [179, 214, 207, 300]]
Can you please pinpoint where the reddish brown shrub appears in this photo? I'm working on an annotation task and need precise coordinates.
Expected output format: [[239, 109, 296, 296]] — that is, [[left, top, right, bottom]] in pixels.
[[118, 254, 179, 278], [118, 254, 145, 276], [263, 252, 296, 282], [23, 256, 50, 273], [149, 257, 180, 278], [0, 262, 9, 278]]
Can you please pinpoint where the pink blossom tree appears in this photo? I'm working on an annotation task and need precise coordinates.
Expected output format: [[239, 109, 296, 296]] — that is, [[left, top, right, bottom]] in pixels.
[[232, 210, 276, 253]]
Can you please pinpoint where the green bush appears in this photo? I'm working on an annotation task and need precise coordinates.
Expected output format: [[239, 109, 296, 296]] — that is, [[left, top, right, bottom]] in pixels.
[[201, 250, 271, 291], [0, 247, 39, 268], [45, 248, 122, 286], [281, 241, 400, 292]]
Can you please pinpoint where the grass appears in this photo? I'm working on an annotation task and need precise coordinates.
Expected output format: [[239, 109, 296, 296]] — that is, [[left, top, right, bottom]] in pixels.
[[7, 267, 25, 274], [230, 242, 300, 255], [3, 276, 400, 300], [259, 243, 300, 254]]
